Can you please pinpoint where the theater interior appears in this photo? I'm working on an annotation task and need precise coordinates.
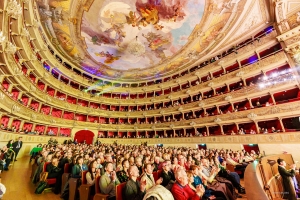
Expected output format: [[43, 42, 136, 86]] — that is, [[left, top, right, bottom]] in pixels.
[[0, 0, 300, 199]]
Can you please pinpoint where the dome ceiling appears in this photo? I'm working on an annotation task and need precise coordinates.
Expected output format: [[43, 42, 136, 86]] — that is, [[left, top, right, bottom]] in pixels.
[[36, 0, 253, 81]]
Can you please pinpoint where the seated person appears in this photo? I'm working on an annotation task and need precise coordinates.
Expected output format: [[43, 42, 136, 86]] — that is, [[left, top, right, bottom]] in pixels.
[[140, 163, 163, 191], [116, 159, 129, 183], [71, 156, 88, 178], [191, 165, 226, 200], [171, 168, 205, 200], [161, 161, 175, 189], [124, 165, 146, 200], [99, 162, 120, 200], [86, 160, 100, 195], [46, 157, 62, 194], [218, 161, 245, 194]]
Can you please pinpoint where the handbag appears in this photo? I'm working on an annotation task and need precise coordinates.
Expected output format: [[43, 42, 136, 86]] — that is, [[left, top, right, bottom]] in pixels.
[[35, 172, 48, 194], [34, 181, 47, 194]]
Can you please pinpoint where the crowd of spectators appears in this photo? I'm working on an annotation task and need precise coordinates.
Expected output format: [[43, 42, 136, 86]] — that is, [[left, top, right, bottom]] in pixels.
[[30, 140, 262, 199]]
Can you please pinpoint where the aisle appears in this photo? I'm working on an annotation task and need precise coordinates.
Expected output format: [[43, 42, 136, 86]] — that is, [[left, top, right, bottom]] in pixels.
[[1, 157, 60, 200]]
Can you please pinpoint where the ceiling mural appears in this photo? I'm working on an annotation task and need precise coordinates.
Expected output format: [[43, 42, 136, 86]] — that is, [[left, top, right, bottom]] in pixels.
[[36, 0, 251, 81], [81, 0, 205, 70]]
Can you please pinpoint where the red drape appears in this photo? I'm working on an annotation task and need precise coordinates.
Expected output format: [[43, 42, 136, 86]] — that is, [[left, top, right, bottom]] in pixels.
[[74, 130, 94, 144]]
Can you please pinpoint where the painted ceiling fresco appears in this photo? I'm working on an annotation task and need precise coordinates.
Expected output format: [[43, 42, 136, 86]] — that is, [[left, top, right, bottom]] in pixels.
[[81, 0, 205, 70], [36, 0, 250, 80]]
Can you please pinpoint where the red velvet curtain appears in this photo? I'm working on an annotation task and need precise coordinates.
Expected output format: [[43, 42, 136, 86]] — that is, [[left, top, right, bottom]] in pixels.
[[74, 130, 94, 144]]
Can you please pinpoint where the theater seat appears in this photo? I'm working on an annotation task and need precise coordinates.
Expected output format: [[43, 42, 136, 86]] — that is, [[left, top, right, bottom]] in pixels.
[[93, 176, 109, 200], [116, 182, 126, 200], [79, 171, 92, 200], [61, 163, 70, 193], [43, 162, 56, 185]]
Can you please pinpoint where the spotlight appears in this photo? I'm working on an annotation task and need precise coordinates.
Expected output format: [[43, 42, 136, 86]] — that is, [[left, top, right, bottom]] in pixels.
[[263, 76, 268, 80], [259, 83, 265, 88], [272, 73, 277, 77]]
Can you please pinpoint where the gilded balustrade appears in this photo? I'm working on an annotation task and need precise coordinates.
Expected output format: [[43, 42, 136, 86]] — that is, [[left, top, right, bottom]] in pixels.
[[6, 32, 288, 105], [1, 85, 300, 131], [3, 49, 295, 118], [1, 131, 300, 146]]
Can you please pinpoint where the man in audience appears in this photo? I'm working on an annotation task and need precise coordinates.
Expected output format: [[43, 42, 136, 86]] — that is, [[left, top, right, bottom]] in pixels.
[[161, 161, 175, 190], [46, 157, 62, 194], [124, 165, 146, 200], [141, 163, 163, 191], [277, 158, 297, 200], [135, 157, 143, 175], [101, 154, 114, 175], [171, 168, 205, 200], [100, 162, 120, 200], [12, 137, 23, 161]]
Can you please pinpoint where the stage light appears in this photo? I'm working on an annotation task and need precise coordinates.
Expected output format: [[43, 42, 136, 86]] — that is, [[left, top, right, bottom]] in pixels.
[[263, 76, 268, 80]]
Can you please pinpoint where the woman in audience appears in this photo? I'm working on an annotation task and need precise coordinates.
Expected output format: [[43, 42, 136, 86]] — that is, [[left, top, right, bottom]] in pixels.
[[72, 156, 88, 178], [116, 159, 129, 183], [86, 160, 100, 195]]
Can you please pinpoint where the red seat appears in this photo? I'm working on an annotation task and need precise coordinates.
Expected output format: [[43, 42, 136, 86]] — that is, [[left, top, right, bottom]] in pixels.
[[64, 163, 70, 173], [43, 162, 56, 185], [153, 171, 159, 182], [93, 175, 109, 200], [116, 182, 126, 200]]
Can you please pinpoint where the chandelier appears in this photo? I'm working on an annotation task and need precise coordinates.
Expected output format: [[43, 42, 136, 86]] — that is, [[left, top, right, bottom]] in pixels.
[[6, 0, 23, 19], [127, 36, 145, 57]]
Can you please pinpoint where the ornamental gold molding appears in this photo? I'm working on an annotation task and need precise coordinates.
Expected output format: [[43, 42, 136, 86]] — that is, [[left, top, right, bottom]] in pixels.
[[1, 85, 300, 131]]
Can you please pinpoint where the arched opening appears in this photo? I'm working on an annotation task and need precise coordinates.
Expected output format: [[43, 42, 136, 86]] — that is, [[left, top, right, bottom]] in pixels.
[[74, 130, 94, 144]]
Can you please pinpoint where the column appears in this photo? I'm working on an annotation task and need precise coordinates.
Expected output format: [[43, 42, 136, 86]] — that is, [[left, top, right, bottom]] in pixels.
[[254, 121, 259, 134], [44, 125, 48, 135], [270, 93, 276, 105], [220, 125, 224, 135], [278, 118, 286, 132], [206, 126, 209, 136]]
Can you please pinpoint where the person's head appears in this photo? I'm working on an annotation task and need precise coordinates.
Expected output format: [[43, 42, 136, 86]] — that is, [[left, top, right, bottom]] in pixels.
[[186, 170, 194, 184], [105, 162, 114, 173], [190, 165, 199, 175], [88, 160, 97, 173], [201, 158, 209, 167], [154, 156, 160, 164], [135, 157, 142, 166], [52, 157, 58, 166], [67, 152, 72, 159], [144, 163, 153, 174], [277, 158, 286, 166], [122, 159, 130, 169], [128, 165, 140, 178], [76, 156, 83, 165], [175, 168, 188, 186], [105, 154, 113, 162], [162, 161, 170, 172], [18, 137, 22, 141]]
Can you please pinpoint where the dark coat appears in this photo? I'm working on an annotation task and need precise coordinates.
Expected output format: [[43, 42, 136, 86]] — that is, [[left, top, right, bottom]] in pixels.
[[278, 166, 297, 200], [161, 170, 175, 187], [12, 140, 23, 150], [123, 179, 145, 200]]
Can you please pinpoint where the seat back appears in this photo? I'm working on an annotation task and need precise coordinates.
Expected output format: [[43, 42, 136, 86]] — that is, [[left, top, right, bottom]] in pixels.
[[64, 163, 70, 173], [116, 182, 126, 200], [153, 171, 158, 182], [43, 162, 51, 172], [95, 176, 101, 194], [157, 170, 162, 179], [81, 170, 88, 184]]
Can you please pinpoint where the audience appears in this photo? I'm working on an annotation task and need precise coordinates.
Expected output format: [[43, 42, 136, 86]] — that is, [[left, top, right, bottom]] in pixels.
[[124, 165, 146, 200]]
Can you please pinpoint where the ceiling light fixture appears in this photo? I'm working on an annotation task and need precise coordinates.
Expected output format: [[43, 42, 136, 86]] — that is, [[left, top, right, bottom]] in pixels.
[[127, 36, 145, 57]]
